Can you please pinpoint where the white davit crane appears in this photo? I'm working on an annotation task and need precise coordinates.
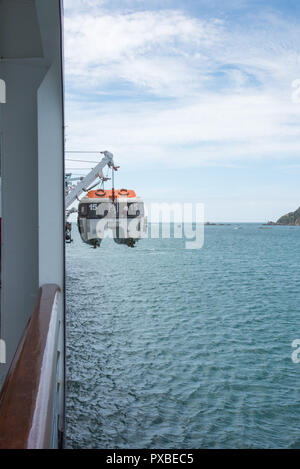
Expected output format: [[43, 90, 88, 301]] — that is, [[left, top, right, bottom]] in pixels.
[[65, 151, 118, 209]]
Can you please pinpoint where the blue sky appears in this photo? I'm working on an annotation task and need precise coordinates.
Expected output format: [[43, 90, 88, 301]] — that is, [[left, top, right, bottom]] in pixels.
[[64, 0, 300, 221]]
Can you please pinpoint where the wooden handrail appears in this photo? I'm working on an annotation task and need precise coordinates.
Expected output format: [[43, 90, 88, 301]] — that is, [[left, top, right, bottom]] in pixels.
[[0, 284, 62, 449]]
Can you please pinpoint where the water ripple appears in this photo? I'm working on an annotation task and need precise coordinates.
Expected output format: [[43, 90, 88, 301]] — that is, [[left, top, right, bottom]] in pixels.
[[66, 224, 300, 448]]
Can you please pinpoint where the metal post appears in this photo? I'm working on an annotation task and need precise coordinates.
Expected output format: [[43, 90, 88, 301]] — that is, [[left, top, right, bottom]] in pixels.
[[112, 167, 115, 202]]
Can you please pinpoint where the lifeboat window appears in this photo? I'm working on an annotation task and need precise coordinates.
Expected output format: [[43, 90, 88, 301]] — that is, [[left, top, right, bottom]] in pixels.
[[128, 203, 144, 218], [79, 204, 88, 216]]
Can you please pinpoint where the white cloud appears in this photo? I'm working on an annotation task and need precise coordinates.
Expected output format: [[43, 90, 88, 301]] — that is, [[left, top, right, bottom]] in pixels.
[[65, 91, 300, 171], [64, 4, 300, 170], [65, 9, 223, 96]]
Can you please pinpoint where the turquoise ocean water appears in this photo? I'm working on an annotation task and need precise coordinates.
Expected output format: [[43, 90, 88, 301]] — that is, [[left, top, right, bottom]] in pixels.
[[66, 223, 300, 448]]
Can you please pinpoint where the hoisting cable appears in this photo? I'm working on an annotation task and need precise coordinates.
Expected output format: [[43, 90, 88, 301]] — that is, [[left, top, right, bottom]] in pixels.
[[66, 159, 99, 164], [65, 151, 102, 153]]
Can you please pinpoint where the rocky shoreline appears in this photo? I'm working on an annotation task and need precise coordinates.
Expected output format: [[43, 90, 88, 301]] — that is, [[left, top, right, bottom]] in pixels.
[[265, 206, 300, 226]]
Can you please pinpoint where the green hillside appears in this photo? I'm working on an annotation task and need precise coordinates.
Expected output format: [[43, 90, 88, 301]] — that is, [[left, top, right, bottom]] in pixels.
[[276, 207, 300, 225]]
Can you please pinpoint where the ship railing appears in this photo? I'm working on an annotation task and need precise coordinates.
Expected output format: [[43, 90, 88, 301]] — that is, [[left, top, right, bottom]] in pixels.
[[0, 284, 64, 449]]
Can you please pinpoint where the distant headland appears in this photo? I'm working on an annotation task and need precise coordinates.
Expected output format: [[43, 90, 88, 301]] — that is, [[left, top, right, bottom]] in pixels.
[[265, 207, 300, 226]]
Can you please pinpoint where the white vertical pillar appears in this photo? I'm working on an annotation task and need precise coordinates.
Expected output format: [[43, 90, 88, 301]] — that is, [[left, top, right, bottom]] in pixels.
[[37, 60, 64, 289]]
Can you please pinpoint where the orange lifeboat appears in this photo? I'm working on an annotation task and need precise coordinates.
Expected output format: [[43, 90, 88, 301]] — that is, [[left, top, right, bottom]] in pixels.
[[77, 188, 147, 248], [87, 189, 136, 199]]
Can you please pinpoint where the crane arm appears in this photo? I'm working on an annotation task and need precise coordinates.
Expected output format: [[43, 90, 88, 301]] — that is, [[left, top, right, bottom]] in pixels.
[[65, 151, 117, 208]]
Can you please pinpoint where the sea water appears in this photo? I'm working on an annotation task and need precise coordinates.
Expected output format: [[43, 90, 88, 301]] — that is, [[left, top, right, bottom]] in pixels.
[[66, 223, 300, 448]]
